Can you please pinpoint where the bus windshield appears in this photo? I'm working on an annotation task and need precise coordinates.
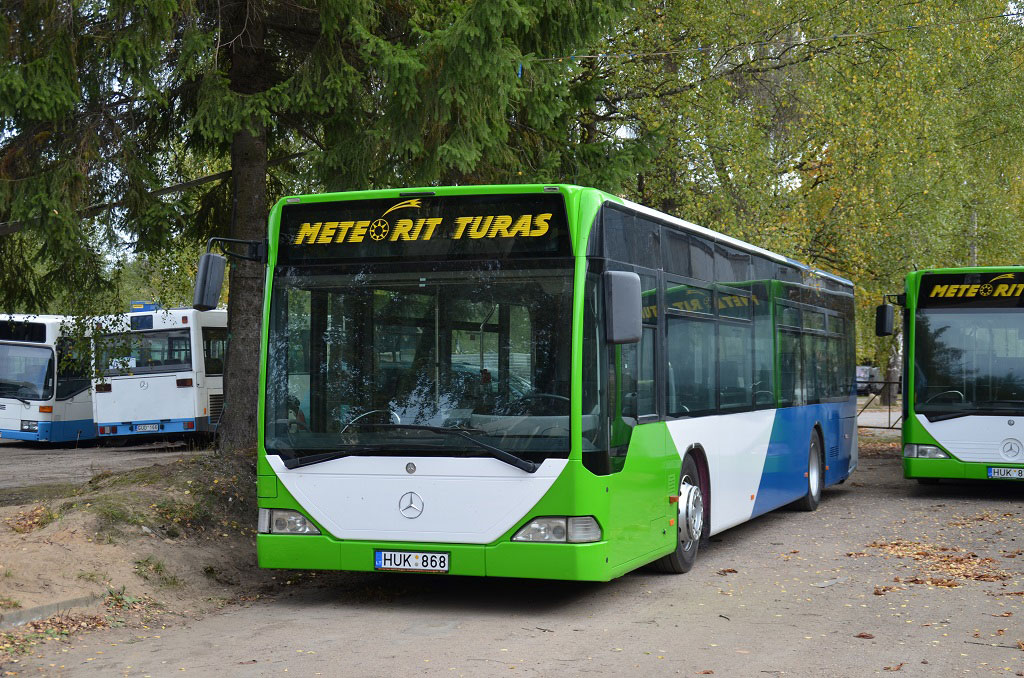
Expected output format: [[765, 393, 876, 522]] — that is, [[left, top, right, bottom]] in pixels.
[[0, 343, 54, 401], [98, 329, 193, 376], [914, 307, 1024, 416], [265, 264, 575, 463]]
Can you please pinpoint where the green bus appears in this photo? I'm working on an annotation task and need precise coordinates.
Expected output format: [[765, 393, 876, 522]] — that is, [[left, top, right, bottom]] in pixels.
[[877, 266, 1024, 483], [195, 184, 857, 581]]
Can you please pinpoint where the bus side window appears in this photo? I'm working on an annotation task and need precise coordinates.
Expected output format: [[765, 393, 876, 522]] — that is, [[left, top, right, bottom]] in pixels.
[[56, 339, 90, 399], [203, 327, 228, 375]]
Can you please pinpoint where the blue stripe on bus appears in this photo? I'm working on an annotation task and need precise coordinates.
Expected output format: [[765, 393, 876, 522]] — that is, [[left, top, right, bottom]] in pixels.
[[751, 401, 855, 517], [0, 419, 95, 443]]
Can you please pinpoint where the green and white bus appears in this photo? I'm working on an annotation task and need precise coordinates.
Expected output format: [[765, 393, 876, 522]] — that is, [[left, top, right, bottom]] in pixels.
[[877, 266, 1024, 483], [196, 185, 857, 581]]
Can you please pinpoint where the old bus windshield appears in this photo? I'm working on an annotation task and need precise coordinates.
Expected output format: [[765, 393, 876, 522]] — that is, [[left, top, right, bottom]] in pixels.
[[265, 264, 576, 463], [0, 343, 54, 401]]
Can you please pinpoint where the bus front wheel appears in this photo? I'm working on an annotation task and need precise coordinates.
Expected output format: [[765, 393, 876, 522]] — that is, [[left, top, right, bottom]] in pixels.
[[794, 430, 823, 512], [655, 455, 704, 574]]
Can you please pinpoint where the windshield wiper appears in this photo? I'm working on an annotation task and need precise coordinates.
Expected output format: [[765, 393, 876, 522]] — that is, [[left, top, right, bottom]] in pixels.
[[0, 387, 31, 406], [306, 423, 541, 473], [281, 445, 429, 469]]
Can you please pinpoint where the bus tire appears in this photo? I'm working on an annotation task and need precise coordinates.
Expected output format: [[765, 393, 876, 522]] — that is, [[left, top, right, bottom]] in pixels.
[[794, 429, 823, 512], [655, 455, 704, 574]]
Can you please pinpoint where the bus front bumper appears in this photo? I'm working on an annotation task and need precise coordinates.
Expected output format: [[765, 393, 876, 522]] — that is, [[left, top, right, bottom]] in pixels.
[[256, 534, 613, 581], [0, 422, 53, 442], [904, 457, 1024, 480]]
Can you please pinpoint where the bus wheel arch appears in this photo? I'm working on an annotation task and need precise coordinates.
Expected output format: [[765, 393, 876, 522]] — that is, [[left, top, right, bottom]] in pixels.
[[685, 443, 711, 537]]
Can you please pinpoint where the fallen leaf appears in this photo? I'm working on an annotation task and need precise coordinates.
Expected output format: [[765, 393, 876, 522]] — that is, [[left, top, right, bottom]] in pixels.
[[716, 569, 737, 576], [854, 633, 875, 639], [883, 663, 905, 671]]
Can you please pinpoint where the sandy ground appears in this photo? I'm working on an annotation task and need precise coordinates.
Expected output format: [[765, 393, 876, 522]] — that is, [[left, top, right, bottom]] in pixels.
[[4, 431, 1024, 677]]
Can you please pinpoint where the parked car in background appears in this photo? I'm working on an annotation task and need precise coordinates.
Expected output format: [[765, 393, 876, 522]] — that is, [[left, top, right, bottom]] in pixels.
[[856, 365, 882, 395]]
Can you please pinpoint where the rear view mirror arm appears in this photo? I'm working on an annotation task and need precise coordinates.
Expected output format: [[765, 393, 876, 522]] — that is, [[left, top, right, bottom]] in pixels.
[[205, 237, 267, 264]]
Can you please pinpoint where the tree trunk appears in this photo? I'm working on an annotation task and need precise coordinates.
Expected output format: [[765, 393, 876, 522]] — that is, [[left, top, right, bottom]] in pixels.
[[220, 4, 267, 452]]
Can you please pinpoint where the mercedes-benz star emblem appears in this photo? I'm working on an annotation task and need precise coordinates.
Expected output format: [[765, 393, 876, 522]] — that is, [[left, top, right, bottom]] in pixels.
[[406, 462, 416, 474], [1000, 438, 1022, 460], [139, 380, 149, 390], [399, 492, 423, 519]]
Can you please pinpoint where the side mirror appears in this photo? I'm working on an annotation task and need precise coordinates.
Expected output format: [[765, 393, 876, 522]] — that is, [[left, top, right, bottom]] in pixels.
[[875, 304, 895, 337], [193, 253, 227, 311], [604, 271, 642, 344]]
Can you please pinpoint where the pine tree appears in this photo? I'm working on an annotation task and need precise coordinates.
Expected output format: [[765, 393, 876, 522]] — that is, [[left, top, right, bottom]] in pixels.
[[0, 0, 627, 450]]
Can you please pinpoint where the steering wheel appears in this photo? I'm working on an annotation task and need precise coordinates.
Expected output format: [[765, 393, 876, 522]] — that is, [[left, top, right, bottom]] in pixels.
[[926, 390, 965, 404], [505, 392, 570, 416], [340, 408, 401, 434], [516, 393, 570, 404]]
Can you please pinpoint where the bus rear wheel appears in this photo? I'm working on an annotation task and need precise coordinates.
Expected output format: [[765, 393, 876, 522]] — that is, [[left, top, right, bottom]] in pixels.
[[655, 455, 704, 574], [794, 430, 823, 512]]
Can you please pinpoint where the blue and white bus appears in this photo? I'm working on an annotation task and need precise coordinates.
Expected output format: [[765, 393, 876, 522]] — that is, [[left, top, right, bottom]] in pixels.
[[0, 314, 95, 443], [92, 308, 227, 438]]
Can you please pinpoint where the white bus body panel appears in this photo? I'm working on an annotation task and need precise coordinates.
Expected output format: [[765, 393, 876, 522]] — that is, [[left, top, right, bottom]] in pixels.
[[916, 414, 1024, 463], [267, 455, 568, 544], [93, 373, 197, 423]]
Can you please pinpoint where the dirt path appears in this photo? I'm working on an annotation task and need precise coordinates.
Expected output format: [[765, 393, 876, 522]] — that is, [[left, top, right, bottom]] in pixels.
[[8, 446, 1024, 677], [0, 440, 208, 499]]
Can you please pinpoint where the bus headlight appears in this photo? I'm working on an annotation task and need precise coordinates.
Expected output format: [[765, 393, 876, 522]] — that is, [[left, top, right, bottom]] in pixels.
[[904, 444, 949, 459], [512, 516, 602, 543], [20, 421, 38, 433], [258, 508, 321, 535]]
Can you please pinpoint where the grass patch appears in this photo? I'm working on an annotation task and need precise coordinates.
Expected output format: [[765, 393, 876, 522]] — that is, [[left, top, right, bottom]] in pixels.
[[0, 596, 21, 610], [0, 483, 80, 508], [76, 570, 108, 585], [155, 498, 213, 529], [134, 556, 183, 588]]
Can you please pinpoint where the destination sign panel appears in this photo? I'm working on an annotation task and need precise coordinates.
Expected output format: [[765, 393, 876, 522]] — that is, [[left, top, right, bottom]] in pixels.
[[277, 193, 571, 264], [919, 271, 1024, 308]]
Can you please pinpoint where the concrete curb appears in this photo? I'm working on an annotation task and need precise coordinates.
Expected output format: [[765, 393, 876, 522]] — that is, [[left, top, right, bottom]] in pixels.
[[0, 594, 102, 629]]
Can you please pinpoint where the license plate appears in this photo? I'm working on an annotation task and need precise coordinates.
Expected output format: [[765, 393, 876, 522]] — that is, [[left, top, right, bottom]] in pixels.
[[988, 467, 1024, 479], [135, 424, 159, 432], [374, 550, 449, 573]]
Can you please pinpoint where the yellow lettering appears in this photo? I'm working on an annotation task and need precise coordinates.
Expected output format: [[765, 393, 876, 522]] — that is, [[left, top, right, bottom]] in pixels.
[[1015, 284, 1024, 296], [509, 215, 532, 237], [530, 213, 551, 237], [410, 218, 427, 240], [421, 218, 442, 240], [489, 215, 513, 238], [294, 222, 321, 244], [453, 217, 473, 239], [929, 285, 948, 297], [335, 221, 353, 243], [469, 216, 492, 239], [966, 284, 979, 297], [944, 285, 959, 297], [316, 221, 338, 244], [348, 220, 369, 242], [390, 219, 414, 241]]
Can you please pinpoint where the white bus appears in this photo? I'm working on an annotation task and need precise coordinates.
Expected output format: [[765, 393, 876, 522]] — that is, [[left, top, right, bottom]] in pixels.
[[0, 314, 95, 443], [93, 308, 227, 438]]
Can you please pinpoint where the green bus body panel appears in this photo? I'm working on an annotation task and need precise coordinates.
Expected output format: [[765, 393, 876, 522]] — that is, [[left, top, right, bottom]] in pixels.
[[256, 422, 680, 581], [901, 266, 1024, 480], [904, 457, 1024, 480]]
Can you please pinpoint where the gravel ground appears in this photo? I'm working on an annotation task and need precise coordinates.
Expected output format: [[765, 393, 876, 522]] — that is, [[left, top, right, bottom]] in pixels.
[[7, 433, 1024, 678]]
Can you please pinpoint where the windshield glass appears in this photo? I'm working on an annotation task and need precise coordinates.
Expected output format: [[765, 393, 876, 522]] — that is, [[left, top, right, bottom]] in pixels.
[[0, 343, 54, 401], [98, 329, 193, 376], [265, 263, 576, 462], [914, 308, 1024, 415]]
